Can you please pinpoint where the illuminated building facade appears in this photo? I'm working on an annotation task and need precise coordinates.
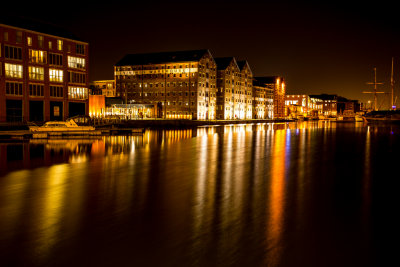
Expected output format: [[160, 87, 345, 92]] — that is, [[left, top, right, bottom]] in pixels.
[[309, 94, 338, 116], [252, 78, 274, 119], [237, 60, 253, 119], [215, 57, 240, 120], [0, 20, 89, 122], [114, 49, 217, 120], [90, 80, 116, 97], [254, 76, 286, 119], [215, 57, 253, 120], [285, 94, 323, 117]]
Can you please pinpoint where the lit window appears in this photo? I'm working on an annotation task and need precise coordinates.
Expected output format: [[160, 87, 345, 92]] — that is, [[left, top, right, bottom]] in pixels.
[[27, 37, 32, 46], [5, 63, 23, 78], [68, 56, 86, 69], [29, 49, 47, 64], [29, 66, 44, 80], [57, 40, 63, 51], [38, 36, 44, 48], [68, 86, 88, 99], [49, 69, 63, 82]]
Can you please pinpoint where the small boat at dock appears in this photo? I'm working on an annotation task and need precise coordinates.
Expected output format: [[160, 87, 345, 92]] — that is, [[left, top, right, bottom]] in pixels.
[[355, 115, 364, 122], [29, 118, 96, 132]]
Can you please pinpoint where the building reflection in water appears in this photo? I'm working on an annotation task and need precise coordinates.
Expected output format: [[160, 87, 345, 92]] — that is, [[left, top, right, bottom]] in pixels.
[[265, 128, 287, 265], [0, 121, 389, 266]]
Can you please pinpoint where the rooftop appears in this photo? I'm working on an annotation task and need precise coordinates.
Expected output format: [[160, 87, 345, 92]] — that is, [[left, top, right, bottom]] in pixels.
[[115, 49, 212, 66], [0, 16, 86, 43], [214, 57, 237, 70]]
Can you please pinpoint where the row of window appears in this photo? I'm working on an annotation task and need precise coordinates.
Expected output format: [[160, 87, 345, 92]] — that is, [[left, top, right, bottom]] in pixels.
[[120, 81, 216, 89], [118, 64, 216, 71], [3, 31, 86, 55], [126, 91, 218, 98], [4, 81, 87, 99], [1, 45, 86, 69], [3, 63, 86, 83], [225, 98, 252, 104]]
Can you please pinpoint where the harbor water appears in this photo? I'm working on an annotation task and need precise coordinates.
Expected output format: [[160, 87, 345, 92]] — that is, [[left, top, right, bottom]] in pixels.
[[0, 121, 399, 266]]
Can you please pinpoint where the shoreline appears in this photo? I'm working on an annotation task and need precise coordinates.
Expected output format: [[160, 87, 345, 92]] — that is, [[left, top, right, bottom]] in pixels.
[[0, 119, 294, 132], [106, 118, 293, 129], [0, 119, 366, 139]]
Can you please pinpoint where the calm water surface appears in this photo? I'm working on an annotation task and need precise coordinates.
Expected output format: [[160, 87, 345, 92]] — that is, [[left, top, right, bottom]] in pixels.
[[0, 121, 399, 267]]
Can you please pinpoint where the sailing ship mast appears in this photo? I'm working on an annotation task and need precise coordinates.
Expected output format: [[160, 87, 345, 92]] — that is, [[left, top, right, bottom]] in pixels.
[[391, 57, 395, 109], [364, 67, 385, 111]]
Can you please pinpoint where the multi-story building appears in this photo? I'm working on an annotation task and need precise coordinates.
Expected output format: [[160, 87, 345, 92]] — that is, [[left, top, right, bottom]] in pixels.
[[0, 18, 89, 122], [309, 94, 338, 116], [237, 60, 253, 119], [215, 57, 240, 120], [252, 78, 274, 119], [215, 57, 253, 120], [114, 49, 217, 120], [285, 94, 323, 118], [90, 80, 116, 97], [254, 76, 286, 119]]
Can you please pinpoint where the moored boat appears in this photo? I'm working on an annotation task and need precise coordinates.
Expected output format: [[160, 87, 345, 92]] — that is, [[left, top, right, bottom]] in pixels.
[[362, 110, 400, 123], [29, 118, 96, 132], [355, 115, 364, 122]]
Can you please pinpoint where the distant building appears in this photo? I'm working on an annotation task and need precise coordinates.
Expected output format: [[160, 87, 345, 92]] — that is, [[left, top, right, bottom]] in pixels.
[[114, 49, 217, 120], [0, 18, 89, 122], [285, 94, 323, 117], [309, 94, 338, 116], [90, 80, 116, 97], [253, 76, 286, 119], [252, 78, 273, 119], [337, 96, 361, 115]]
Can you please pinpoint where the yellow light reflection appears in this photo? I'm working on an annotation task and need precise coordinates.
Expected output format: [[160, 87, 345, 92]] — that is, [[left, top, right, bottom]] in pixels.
[[33, 164, 68, 261], [266, 129, 286, 265]]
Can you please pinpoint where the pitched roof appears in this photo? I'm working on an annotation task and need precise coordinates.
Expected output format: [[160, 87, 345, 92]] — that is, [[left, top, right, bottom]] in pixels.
[[214, 57, 237, 70], [115, 49, 211, 66], [0, 16, 85, 42], [237, 60, 253, 76], [236, 60, 247, 70], [309, 94, 338, 100]]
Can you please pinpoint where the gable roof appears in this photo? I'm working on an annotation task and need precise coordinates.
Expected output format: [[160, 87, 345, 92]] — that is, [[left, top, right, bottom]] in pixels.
[[115, 49, 212, 66], [236, 60, 253, 76], [214, 57, 236, 70], [236, 60, 247, 70]]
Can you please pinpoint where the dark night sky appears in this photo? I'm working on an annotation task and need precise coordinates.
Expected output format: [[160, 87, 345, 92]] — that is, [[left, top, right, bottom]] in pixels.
[[4, 0, 400, 106]]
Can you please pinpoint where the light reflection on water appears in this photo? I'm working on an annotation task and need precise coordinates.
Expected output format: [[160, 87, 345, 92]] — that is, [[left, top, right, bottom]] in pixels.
[[0, 121, 399, 266]]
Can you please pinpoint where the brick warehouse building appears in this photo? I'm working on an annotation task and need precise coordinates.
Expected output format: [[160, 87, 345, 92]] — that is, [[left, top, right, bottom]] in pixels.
[[253, 76, 286, 119], [115, 49, 217, 120], [215, 57, 241, 120], [215, 57, 253, 120], [252, 77, 274, 119], [237, 60, 253, 119], [0, 18, 89, 123]]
